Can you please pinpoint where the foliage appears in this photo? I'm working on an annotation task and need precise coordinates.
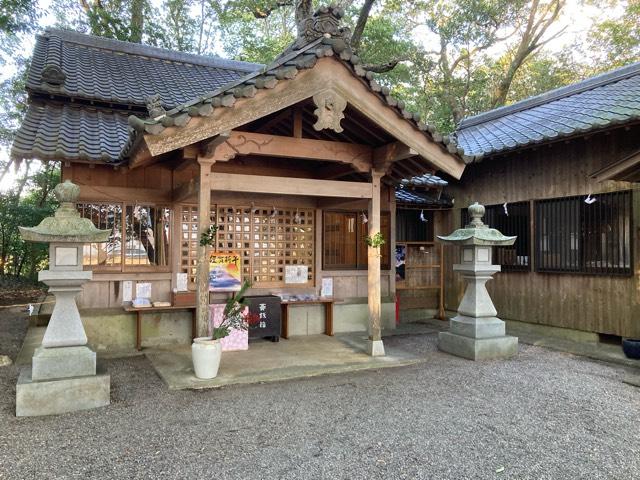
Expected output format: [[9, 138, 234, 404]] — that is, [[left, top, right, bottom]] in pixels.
[[365, 231, 385, 249], [199, 224, 218, 247], [0, 0, 37, 36], [211, 280, 251, 340], [587, 0, 640, 70], [0, 161, 59, 279]]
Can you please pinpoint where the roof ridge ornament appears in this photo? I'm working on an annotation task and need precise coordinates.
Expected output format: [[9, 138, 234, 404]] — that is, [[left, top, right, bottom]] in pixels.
[[145, 94, 166, 119], [294, 4, 352, 50], [41, 65, 66, 86]]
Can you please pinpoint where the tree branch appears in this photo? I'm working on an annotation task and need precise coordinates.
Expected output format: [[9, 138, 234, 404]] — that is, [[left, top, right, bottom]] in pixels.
[[351, 0, 375, 50]]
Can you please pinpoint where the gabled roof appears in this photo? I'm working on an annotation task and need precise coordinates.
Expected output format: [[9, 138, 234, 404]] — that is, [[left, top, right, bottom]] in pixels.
[[128, 8, 466, 178], [456, 61, 640, 161], [28, 28, 259, 108]]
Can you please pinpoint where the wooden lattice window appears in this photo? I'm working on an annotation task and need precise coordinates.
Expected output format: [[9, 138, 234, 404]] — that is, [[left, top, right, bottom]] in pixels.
[[78, 203, 171, 271], [216, 206, 314, 287], [180, 205, 315, 288], [323, 211, 391, 270], [124, 205, 171, 267], [180, 205, 215, 286], [77, 202, 123, 269]]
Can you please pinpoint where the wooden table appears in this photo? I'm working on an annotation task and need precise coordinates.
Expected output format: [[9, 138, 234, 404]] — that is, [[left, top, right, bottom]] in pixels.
[[280, 298, 338, 339], [124, 305, 196, 351]]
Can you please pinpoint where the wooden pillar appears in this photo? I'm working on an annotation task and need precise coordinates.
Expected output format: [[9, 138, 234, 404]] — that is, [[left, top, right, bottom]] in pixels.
[[195, 157, 215, 337], [367, 169, 385, 356]]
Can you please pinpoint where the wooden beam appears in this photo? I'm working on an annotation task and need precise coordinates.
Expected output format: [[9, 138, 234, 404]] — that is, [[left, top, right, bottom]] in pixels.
[[210, 172, 372, 198], [195, 158, 214, 338], [293, 107, 303, 138], [201, 131, 231, 159], [322, 164, 358, 180], [592, 149, 640, 182], [367, 169, 384, 355], [215, 131, 372, 173], [373, 142, 416, 171], [76, 185, 171, 203], [172, 177, 198, 202]]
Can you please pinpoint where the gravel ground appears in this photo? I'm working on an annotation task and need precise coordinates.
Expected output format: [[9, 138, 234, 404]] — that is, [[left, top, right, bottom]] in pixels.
[[1, 307, 639, 480]]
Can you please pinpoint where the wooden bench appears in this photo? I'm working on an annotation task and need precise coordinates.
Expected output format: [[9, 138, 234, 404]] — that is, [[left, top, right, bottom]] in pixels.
[[123, 305, 196, 351], [280, 298, 338, 339]]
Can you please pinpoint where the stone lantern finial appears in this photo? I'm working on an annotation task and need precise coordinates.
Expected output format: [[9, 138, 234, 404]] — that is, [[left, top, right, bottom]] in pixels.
[[467, 202, 485, 228]]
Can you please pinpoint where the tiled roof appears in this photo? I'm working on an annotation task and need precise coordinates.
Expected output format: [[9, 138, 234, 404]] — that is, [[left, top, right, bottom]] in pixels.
[[395, 188, 452, 207], [399, 173, 448, 188], [27, 28, 260, 109], [12, 102, 130, 162], [456, 61, 640, 160]]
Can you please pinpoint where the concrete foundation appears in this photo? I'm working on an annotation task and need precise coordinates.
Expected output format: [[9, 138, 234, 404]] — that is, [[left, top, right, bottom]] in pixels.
[[438, 331, 518, 361], [366, 339, 385, 356], [16, 367, 110, 417]]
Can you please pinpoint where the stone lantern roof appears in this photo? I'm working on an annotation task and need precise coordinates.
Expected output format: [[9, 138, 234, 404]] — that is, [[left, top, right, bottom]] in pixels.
[[19, 180, 110, 243], [437, 202, 516, 246]]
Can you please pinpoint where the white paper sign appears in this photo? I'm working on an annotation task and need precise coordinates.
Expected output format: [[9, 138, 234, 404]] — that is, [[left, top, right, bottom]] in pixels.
[[176, 273, 188, 292], [285, 265, 308, 284], [122, 281, 133, 302], [136, 282, 152, 299], [320, 277, 333, 297]]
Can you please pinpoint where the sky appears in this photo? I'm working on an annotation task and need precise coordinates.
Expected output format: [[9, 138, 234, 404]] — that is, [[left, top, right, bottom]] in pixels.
[[0, 0, 626, 192]]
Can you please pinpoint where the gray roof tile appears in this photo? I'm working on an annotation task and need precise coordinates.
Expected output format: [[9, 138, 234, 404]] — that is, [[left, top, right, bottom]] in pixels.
[[456, 62, 640, 159], [28, 28, 260, 108], [395, 188, 452, 207], [12, 102, 130, 162]]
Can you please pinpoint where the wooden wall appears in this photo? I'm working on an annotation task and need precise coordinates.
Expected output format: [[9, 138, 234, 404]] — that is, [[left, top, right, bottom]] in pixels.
[[443, 125, 640, 338], [62, 161, 395, 309]]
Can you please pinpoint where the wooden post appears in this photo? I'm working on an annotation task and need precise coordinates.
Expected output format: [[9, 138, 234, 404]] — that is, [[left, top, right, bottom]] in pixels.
[[195, 157, 215, 337], [367, 169, 385, 356]]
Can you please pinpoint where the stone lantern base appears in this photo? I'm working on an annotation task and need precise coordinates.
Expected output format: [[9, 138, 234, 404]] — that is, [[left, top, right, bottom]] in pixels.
[[16, 368, 110, 417], [438, 315, 518, 361]]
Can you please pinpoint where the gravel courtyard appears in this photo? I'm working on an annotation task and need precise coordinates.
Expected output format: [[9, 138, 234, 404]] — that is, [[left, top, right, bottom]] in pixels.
[[1, 307, 639, 480]]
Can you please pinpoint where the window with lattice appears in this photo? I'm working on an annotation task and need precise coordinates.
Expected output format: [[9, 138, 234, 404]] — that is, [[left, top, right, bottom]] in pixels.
[[78, 203, 171, 271], [180, 205, 216, 287], [180, 205, 315, 288]]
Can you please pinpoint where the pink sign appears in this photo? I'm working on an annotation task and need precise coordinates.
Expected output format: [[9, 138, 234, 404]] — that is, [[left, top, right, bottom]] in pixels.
[[209, 304, 248, 351]]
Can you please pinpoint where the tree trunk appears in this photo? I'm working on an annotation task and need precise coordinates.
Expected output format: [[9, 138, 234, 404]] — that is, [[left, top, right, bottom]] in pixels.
[[130, 0, 145, 43]]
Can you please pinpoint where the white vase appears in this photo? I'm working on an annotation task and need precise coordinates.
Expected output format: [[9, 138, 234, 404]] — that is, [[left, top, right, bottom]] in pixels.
[[191, 337, 222, 379]]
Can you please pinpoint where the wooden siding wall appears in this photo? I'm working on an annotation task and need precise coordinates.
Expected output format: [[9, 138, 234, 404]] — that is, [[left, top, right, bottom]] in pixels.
[[443, 125, 640, 338], [62, 162, 394, 309]]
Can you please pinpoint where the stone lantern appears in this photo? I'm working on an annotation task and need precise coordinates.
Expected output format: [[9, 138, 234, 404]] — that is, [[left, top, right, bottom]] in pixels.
[[437, 202, 518, 361], [16, 180, 111, 416]]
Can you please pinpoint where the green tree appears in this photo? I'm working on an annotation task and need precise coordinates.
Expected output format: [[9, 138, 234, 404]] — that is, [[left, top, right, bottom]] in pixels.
[[588, 0, 640, 70]]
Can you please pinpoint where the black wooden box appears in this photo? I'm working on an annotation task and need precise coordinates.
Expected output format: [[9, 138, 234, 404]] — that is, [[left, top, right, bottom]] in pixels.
[[244, 295, 281, 342]]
